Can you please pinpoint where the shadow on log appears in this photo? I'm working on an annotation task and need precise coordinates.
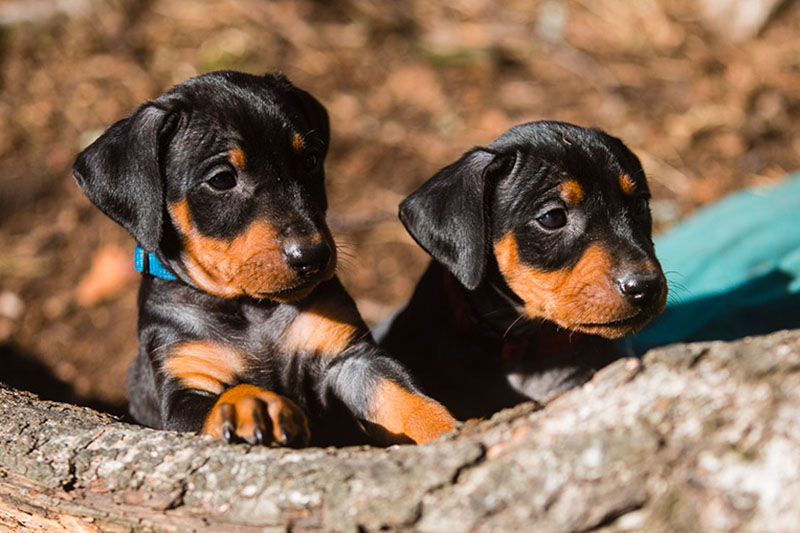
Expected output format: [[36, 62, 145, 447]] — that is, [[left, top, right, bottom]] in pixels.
[[2, 330, 800, 532]]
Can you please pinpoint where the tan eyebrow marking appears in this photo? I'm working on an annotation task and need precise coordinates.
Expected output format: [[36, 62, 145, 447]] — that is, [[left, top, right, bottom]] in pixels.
[[228, 147, 246, 170], [292, 133, 306, 152], [282, 293, 361, 358], [558, 179, 584, 205], [619, 173, 636, 195]]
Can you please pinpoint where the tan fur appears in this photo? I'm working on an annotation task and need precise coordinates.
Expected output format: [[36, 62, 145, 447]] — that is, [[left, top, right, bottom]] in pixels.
[[370, 380, 456, 444], [228, 147, 246, 170], [619, 173, 636, 195], [163, 340, 246, 394], [283, 295, 360, 358], [291, 133, 306, 152], [558, 179, 584, 205], [201, 384, 310, 443], [494, 231, 657, 337], [169, 199, 334, 299]]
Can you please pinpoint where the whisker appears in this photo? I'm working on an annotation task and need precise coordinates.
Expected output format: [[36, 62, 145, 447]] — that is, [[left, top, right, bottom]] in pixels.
[[503, 312, 527, 339], [335, 259, 357, 275], [663, 270, 688, 285], [666, 294, 685, 306], [666, 282, 692, 299], [151, 339, 183, 356], [336, 250, 357, 261]]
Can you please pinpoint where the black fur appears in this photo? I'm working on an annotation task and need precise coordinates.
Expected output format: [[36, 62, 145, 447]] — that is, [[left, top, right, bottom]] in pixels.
[[382, 121, 666, 419], [74, 105, 171, 251], [399, 149, 515, 289], [74, 71, 454, 446]]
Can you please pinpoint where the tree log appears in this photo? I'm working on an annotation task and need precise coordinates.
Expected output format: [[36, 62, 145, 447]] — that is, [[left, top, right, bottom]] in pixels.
[[1, 330, 799, 532]]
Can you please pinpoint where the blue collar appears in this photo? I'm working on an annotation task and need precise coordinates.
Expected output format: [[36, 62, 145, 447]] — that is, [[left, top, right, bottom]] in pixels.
[[134, 247, 178, 281]]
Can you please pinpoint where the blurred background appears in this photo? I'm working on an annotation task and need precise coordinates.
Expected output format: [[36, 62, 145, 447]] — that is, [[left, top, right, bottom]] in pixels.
[[0, 0, 798, 413]]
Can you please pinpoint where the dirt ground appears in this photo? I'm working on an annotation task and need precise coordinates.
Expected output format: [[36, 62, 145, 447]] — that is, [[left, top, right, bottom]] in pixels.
[[0, 0, 798, 413]]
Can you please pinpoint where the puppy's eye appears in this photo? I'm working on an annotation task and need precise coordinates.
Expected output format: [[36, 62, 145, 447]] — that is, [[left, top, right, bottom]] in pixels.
[[303, 153, 321, 172], [207, 171, 237, 190], [537, 208, 568, 230]]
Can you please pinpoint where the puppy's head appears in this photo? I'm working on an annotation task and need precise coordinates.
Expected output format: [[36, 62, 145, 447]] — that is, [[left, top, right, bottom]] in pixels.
[[400, 121, 667, 338], [73, 71, 334, 301]]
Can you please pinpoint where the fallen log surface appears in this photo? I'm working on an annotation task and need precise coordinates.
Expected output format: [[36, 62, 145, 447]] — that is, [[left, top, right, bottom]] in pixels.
[[2, 329, 799, 532]]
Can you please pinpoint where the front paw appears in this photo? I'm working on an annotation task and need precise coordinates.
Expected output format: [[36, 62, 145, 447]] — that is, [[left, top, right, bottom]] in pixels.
[[202, 384, 310, 447], [370, 380, 456, 445]]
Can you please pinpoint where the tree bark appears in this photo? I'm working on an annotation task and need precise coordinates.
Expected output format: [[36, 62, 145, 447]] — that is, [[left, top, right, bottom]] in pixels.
[[2, 329, 799, 532]]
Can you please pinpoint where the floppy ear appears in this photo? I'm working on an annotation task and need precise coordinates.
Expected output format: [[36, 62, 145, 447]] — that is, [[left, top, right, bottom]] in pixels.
[[399, 148, 516, 290], [72, 104, 172, 251]]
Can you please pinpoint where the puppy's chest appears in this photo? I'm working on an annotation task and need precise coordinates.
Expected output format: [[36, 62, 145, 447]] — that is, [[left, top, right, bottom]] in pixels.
[[228, 300, 364, 402], [425, 330, 615, 412], [237, 297, 362, 360], [156, 302, 300, 391], [203, 297, 362, 387], [218, 303, 336, 375], [149, 278, 366, 396]]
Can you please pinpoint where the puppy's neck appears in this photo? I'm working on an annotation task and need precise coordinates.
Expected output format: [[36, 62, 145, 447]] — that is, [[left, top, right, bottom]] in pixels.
[[440, 262, 556, 342]]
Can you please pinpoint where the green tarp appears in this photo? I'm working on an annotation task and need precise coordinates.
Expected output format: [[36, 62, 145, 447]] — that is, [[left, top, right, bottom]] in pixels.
[[620, 174, 800, 356]]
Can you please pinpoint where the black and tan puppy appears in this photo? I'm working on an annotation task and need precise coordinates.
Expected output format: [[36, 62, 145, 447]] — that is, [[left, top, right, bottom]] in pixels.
[[73, 71, 455, 446], [380, 121, 667, 420]]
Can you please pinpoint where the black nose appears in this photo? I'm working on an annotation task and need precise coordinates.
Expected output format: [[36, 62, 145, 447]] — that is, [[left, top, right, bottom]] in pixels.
[[616, 271, 664, 309], [283, 238, 332, 276]]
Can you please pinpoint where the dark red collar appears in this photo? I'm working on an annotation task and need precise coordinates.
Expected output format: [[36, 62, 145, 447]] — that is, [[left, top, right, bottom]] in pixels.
[[442, 269, 581, 362]]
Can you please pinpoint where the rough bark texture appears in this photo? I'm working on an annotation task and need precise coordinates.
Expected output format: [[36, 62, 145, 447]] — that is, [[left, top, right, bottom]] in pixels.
[[2, 329, 799, 532]]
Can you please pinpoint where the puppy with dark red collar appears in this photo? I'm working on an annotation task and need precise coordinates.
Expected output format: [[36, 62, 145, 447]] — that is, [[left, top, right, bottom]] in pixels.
[[73, 71, 455, 446], [380, 121, 667, 420]]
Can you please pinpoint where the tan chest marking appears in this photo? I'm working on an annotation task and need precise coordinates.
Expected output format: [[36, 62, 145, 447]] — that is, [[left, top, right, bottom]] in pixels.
[[282, 295, 361, 358], [162, 340, 246, 395]]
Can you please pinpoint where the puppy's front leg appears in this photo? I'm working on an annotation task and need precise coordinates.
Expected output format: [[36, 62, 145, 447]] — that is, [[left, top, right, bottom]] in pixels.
[[159, 340, 310, 446], [323, 345, 456, 445], [282, 279, 456, 445]]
